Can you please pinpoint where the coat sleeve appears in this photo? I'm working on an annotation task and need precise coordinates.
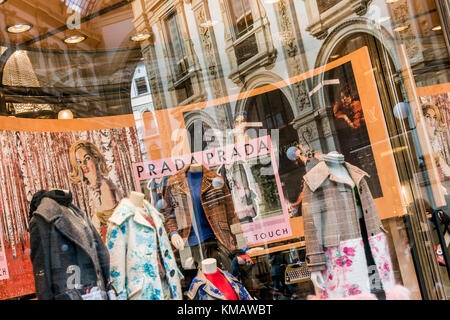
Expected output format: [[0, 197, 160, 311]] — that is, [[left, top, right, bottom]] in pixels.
[[162, 185, 179, 237], [224, 181, 239, 227], [301, 184, 326, 272], [223, 182, 240, 251], [106, 221, 128, 300], [29, 216, 54, 300]]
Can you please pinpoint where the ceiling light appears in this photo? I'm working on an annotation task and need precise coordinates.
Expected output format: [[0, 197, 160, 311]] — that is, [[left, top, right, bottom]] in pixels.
[[58, 109, 74, 120], [130, 33, 151, 42], [6, 23, 32, 34], [330, 54, 340, 59], [393, 25, 409, 32], [432, 25, 442, 31], [63, 35, 86, 44], [200, 20, 218, 28]]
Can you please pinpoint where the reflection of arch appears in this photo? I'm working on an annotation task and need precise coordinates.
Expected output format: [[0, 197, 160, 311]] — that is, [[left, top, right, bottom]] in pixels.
[[314, 17, 398, 110], [184, 110, 219, 152], [234, 71, 297, 118], [237, 74, 305, 207]]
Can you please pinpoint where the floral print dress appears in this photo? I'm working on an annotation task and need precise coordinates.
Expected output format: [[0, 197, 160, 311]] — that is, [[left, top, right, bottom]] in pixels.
[[317, 233, 396, 299]]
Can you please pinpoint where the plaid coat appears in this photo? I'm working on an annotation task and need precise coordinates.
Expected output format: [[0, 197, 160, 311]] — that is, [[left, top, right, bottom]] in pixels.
[[302, 161, 387, 272], [164, 166, 240, 251]]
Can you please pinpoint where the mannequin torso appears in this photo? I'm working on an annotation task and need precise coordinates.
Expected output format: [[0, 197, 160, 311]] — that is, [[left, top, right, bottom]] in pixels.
[[202, 259, 237, 300], [129, 191, 145, 209]]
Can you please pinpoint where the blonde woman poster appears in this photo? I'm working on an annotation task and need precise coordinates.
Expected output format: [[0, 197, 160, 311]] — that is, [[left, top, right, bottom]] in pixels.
[[69, 140, 123, 240], [422, 103, 450, 194]]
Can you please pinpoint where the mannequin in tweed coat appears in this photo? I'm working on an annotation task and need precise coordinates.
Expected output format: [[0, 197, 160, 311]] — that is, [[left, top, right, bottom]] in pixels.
[[302, 153, 397, 299]]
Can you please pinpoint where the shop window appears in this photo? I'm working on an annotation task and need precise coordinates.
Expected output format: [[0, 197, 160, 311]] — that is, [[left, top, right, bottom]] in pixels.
[[228, 0, 254, 39], [163, 11, 190, 80], [174, 78, 194, 103], [235, 33, 258, 66], [134, 77, 149, 96], [222, 0, 276, 84]]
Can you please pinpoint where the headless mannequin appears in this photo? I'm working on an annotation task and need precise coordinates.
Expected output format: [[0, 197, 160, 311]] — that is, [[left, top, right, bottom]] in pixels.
[[170, 164, 203, 250], [202, 258, 217, 274], [129, 191, 145, 208], [202, 258, 237, 300], [129, 191, 148, 219], [310, 152, 360, 291]]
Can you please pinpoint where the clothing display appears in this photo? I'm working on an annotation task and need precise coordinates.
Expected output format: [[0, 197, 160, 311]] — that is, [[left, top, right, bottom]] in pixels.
[[106, 198, 183, 300], [186, 170, 215, 246], [302, 160, 396, 299], [164, 165, 240, 252], [187, 268, 253, 300], [203, 270, 238, 300], [29, 190, 111, 300]]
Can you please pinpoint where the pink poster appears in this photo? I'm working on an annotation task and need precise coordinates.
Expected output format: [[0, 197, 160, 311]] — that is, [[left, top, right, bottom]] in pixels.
[[0, 225, 9, 281], [133, 135, 292, 246]]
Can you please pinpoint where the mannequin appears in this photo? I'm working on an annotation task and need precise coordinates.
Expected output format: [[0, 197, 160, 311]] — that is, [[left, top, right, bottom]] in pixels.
[[321, 152, 355, 189], [29, 189, 112, 300], [107, 195, 183, 300], [202, 258, 218, 274], [165, 163, 240, 273], [302, 152, 397, 299], [129, 191, 144, 208], [187, 257, 253, 300], [170, 164, 203, 250], [311, 151, 365, 291], [200, 258, 237, 300]]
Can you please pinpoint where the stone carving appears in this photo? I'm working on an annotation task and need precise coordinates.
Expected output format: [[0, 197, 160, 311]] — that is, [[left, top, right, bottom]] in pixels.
[[142, 46, 165, 110], [277, 0, 297, 57], [276, 0, 310, 112], [304, 0, 372, 39], [195, 5, 222, 98], [293, 81, 311, 112]]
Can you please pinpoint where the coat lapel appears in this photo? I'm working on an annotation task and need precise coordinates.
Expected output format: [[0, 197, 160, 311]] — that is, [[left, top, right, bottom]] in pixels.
[[344, 162, 370, 188], [303, 160, 370, 191], [53, 206, 96, 261]]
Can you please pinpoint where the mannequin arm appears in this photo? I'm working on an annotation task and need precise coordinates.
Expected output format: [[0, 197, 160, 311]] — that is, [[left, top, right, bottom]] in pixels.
[[311, 271, 325, 291], [223, 182, 239, 250], [162, 187, 180, 238]]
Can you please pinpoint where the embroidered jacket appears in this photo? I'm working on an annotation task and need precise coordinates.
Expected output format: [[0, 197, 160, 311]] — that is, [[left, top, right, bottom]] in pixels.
[[187, 269, 254, 300], [302, 161, 388, 272], [106, 199, 183, 300]]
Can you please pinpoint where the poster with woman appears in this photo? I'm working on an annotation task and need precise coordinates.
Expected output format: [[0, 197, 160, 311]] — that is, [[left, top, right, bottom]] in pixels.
[[323, 61, 383, 199], [0, 115, 142, 299], [419, 93, 450, 194], [69, 140, 123, 239]]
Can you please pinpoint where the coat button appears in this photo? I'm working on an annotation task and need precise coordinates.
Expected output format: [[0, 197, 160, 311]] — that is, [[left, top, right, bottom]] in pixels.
[[164, 250, 169, 257], [170, 270, 175, 277]]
